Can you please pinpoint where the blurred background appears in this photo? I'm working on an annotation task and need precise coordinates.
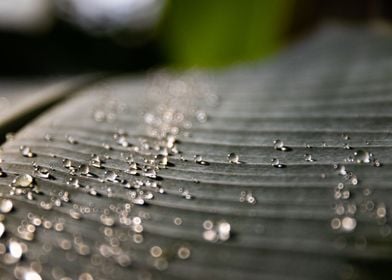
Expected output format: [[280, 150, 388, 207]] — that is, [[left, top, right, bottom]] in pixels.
[[0, 0, 391, 76]]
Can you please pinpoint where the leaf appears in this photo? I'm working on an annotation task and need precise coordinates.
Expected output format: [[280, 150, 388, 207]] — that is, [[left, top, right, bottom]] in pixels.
[[0, 25, 392, 280]]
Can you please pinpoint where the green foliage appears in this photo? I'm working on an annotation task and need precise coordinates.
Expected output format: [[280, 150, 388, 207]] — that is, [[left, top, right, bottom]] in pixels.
[[159, 0, 294, 68]]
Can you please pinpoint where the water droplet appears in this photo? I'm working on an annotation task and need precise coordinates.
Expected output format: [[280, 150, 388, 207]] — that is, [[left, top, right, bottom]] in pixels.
[[177, 246, 191, 260], [12, 174, 33, 188], [194, 155, 207, 165], [0, 222, 4, 238], [304, 154, 314, 162], [150, 246, 162, 258], [143, 167, 156, 178], [155, 154, 168, 166], [19, 146, 35, 158], [353, 150, 370, 163], [44, 133, 53, 141], [271, 158, 284, 168], [273, 139, 288, 151], [105, 170, 118, 182], [341, 216, 356, 232], [63, 159, 73, 169], [0, 199, 13, 213], [343, 143, 351, 150], [227, 152, 239, 164], [24, 271, 42, 280], [79, 164, 90, 176], [66, 135, 78, 144], [196, 110, 207, 123], [335, 164, 347, 176], [9, 240, 23, 259], [34, 166, 50, 179], [79, 272, 94, 280]]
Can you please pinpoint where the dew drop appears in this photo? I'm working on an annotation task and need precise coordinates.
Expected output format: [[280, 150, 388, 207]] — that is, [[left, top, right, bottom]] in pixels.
[[0, 222, 4, 238], [341, 216, 356, 232], [19, 146, 35, 158], [79, 164, 90, 176], [271, 158, 284, 168], [227, 153, 239, 164], [194, 155, 206, 165], [78, 272, 93, 280], [66, 135, 78, 144], [9, 240, 23, 259], [24, 271, 42, 280], [34, 166, 50, 179], [0, 199, 13, 213], [105, 170, 118, 182], [155, 154, 168, 166], [12, 174, 33, 188], [196, 110, 207, 123], [273, 139, 288, 151], [177, 246, 191, 260], [353, 150, 370, 163], [304, 154, 314, 162]]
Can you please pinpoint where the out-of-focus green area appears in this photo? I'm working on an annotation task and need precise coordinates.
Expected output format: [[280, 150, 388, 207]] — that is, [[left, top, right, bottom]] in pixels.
[[159, 0, 294, 68]]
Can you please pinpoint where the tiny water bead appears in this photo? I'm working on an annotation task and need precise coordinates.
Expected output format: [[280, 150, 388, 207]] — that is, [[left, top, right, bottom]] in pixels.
[[304, 154, 314, 162], [19, 146, 35, 158], [353, 150, 370, 163], [177, 246, 191, 260], [12, 174, 34, 188], [194, 155, 207, 165], [271, 158, 284, 168], [273, 139, 288, 151], [66, 135, 78, 144], [227, 153, 240, 164]]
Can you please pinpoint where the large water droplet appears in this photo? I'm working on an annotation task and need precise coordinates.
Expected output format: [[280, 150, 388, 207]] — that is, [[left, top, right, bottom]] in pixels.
[[0, 199, 13, 213], [12, 174, 33, 188]]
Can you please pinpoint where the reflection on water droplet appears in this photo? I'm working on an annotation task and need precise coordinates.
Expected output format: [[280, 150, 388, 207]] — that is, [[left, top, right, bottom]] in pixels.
[[227, 153, 239, 164], [12, 174, 33, 188], [353, 150, 370, 163], [0, 199, 13, 213]]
